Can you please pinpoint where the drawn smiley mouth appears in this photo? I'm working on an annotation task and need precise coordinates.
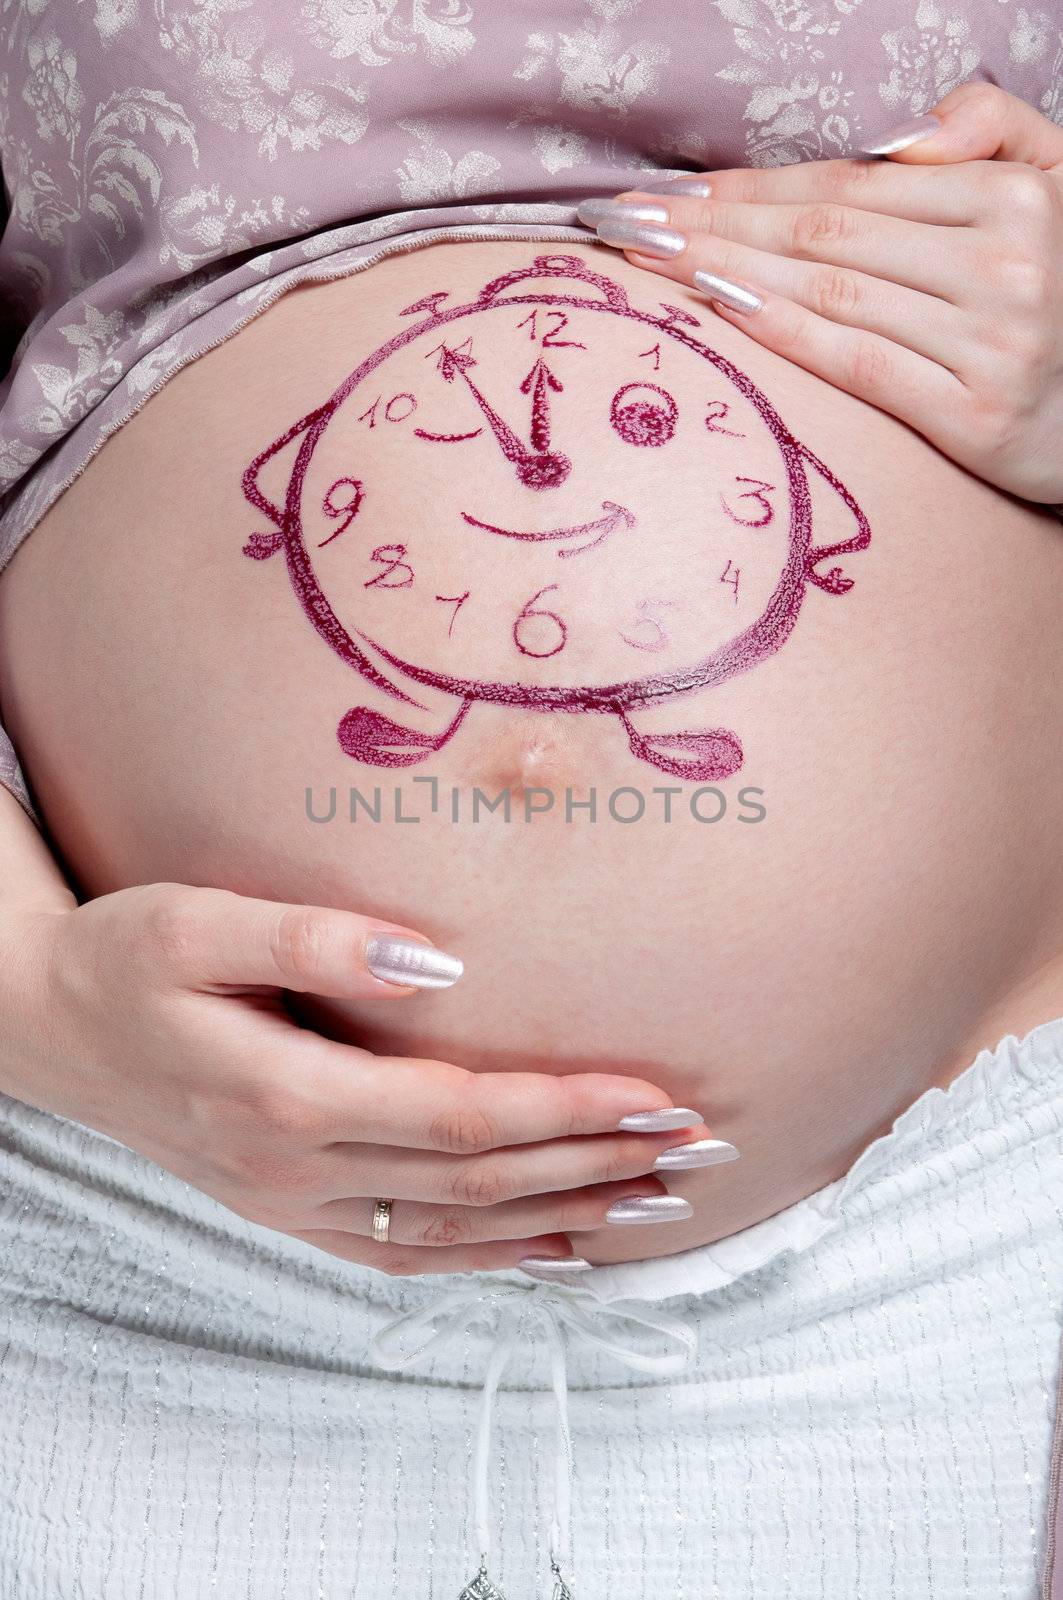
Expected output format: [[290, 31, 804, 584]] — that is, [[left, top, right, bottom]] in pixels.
[[460, 500, 636, 558]]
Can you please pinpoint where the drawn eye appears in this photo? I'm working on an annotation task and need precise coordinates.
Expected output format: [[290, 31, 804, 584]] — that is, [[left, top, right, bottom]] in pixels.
[[610, 382, 678, 447]]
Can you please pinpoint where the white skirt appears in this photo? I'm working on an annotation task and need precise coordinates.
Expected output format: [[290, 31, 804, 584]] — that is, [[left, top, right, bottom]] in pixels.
[[1, 1017, 1061, 1599]]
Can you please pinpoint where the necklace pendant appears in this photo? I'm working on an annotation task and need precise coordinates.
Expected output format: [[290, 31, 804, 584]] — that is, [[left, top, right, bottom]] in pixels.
[[549, 1554, 575, 1599], [459, 1556, 507, 1600]]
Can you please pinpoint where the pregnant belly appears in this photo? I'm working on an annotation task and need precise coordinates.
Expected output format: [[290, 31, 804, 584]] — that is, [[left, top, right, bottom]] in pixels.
[[2, 238, 1062, 1266]]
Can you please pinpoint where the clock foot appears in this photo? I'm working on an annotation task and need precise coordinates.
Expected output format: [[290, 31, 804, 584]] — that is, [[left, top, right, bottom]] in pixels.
[[620, 712, 743, 782], [337, 699, 472, 768]]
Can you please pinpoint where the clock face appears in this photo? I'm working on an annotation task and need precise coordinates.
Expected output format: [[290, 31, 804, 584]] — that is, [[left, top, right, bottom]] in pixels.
[[276, 254, 811, 713]]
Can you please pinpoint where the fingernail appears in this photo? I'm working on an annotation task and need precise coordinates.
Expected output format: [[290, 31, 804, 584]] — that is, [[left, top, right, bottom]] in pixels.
[[594, 217, 687, 259], [631, 175, 712, 198], [365, 935, 463, 989], [616, 1106, 703, 1132], [517, 1255, 595, 1277], [576, 198, 669, 228], [859, 113, 941, 156], [693, 269, 763, 313], [605, 1194, 695, 1225], [653, 1138, 740, 1171]]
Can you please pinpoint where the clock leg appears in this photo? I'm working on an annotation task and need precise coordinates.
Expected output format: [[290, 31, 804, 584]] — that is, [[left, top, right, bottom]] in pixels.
[[337, 698, 472, 768], [619, 710, 743, 783]]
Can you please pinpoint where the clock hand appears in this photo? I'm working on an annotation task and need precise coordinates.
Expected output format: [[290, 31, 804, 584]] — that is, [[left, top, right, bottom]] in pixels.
[[460, 499, 635, 557], [435, 344, 571, 490], [519, 356, 563, 454]]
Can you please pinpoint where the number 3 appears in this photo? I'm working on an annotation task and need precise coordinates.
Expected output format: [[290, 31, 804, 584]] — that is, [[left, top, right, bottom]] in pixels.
[[721, 476, 775, 527]]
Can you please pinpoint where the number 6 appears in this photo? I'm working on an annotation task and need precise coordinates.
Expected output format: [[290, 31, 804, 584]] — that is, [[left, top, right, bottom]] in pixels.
[[514, 585, 567, 658]]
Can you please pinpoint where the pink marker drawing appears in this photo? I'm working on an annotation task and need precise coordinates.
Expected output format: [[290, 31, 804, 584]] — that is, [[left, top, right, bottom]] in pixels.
[[460, 500, 635, 557], [241, 254, 870, 782]]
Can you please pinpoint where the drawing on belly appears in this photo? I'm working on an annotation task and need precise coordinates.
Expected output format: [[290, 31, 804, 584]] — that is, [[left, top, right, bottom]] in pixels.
[[460, 500, 635, 557], [240, 254, 870, 781], [609, 382, 677, 447]]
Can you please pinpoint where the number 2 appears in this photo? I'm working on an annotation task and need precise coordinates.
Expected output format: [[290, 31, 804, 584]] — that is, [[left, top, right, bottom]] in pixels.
[[704, 400, 744, 438]]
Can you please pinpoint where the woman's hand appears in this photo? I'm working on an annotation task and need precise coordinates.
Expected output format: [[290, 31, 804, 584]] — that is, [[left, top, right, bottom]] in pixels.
[[580, 82, 1063, 505], [0, 879, 712, 1276]]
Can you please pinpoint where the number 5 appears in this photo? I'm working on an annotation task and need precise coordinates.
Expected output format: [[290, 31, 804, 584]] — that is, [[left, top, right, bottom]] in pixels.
[[619, 598, 674, 653]]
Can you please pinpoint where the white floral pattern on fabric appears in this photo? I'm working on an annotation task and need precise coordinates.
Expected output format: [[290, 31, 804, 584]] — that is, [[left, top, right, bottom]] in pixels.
[[1007, 7, 1063, 119], [515, 22, 670, 114], [879, 0, 981, 113], [154, 7, 370, 160], [712, 0, 870, 165], [394, 120, 501, 202], [8, 64, 198, 279], [159, 186, 312, 272], [301, 0, 477, 69], [28, 305, 126, 438], [512, 119, 591, 176]]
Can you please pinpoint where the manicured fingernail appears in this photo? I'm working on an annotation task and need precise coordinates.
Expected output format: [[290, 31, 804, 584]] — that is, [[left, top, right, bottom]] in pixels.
[[859, 114, 941, 156], [632, 175, 712, 198], [576, 198, 669, 228], [653, 1138, 740, 1171], [616, 1106, 703, 1132], [605, 1195, 695, 1225], [517, 1255, 595, 1277], [693, 269, 763, 313], [594, 217, 687, 258], [365, 935, 463, 989]]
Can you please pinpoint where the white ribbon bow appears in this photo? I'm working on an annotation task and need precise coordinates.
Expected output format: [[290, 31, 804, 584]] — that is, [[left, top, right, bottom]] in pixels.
[[369, 1279, 697, 1571]]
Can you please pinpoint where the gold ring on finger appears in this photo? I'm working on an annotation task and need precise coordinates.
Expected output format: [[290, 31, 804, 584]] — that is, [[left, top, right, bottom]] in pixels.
[[371, 1197, 392, 1245]]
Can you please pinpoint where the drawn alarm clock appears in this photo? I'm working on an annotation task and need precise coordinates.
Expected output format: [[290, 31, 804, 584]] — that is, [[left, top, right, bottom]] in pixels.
[[241, 253, 870, 781]]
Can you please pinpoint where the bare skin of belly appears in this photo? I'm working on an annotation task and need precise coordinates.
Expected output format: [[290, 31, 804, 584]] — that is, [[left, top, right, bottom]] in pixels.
[[2, 238, 1062, 1267]]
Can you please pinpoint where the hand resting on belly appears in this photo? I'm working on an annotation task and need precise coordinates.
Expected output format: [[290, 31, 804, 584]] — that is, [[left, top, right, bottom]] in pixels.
[[2, 239, 1062, 1268]]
